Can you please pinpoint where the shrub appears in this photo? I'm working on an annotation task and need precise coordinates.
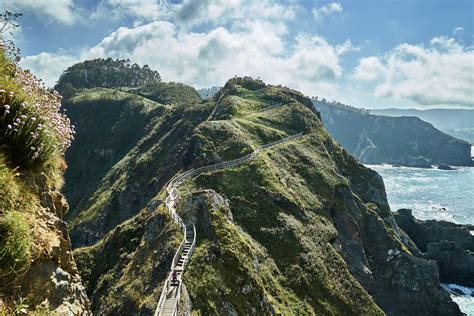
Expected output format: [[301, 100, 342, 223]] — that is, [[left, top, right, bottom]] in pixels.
[[0, 51, 74, 169]]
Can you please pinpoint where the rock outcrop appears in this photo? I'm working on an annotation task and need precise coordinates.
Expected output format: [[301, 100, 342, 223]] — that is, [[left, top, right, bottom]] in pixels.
[[394, 209, 474, 287], [0, 172, 90, 315]]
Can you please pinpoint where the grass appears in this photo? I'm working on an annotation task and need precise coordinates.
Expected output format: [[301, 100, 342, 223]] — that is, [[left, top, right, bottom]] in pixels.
[[0, 50, 75, 313], [73, 206, 182, 314], [175, 77, 387, 314], [0, 297, 53, 315], [185, 206, 313, 315], [62, 76, 397, 314], [0, 210, 32, 275], [63, 88, 214, 245], [129, 81, 202, 105]]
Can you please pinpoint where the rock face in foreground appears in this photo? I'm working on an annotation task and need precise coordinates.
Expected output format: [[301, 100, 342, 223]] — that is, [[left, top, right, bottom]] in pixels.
[[394, 209, 474, 287], [313, 100, 473, 166], [0, 171, 90, 315]]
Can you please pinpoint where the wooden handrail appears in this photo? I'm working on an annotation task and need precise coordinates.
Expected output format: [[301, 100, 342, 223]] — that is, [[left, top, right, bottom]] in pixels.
[[155, 132, 303, 315]]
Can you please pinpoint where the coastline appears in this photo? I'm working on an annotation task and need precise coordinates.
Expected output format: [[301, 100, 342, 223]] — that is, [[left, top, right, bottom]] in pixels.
[[367, 163, 474, 314]]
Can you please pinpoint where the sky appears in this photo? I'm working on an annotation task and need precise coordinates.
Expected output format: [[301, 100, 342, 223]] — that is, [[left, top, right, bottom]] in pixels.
[[3, 0, 474, 109]]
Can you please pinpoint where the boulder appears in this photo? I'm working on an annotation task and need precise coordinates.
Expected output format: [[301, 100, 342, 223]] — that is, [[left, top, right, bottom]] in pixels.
[[401, 156, 432, 168], [437, 163, 455, 170]]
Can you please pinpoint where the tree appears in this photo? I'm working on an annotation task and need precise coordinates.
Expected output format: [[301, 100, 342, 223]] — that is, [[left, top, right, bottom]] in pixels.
[[55, 58, 162, 91]]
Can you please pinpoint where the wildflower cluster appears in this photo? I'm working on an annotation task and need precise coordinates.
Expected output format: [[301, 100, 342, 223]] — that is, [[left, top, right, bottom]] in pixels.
[[0, 58, 75, 168]]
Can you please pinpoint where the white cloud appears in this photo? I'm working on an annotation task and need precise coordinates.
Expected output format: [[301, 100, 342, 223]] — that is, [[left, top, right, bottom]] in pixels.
[[4, 0, 77, 25], [102, 0, 170, 20], [20, 52, 79, 87], [21, 17, 354, 98], [99, 0, 299, 27], [353, 37, 474, 107], [453, 26, 464, 35], [313, 2, 343, 20], [18, 0, 355, 100], [352, 56, 385, 81], [84, 21, 350, 90]]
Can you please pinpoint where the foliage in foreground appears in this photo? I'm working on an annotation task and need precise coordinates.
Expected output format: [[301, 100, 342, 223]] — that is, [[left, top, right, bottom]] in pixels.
[[0, 52, 74, 169]]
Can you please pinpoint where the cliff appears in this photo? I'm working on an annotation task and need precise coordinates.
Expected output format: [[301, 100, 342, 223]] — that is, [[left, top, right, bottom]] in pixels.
[[313, 100, 473, 166], [394, 209, 474, 287], [0, 52, 89, 313], [60, 70, 461, 315]]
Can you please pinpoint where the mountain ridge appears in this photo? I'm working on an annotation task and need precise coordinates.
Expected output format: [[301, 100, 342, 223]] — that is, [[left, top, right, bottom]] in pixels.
[[313, 99, 472, 166], [58, 70, 460, 315]]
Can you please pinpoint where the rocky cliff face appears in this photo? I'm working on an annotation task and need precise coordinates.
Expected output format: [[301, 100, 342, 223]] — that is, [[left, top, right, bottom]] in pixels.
[[0, 168, 90, 314], [62, 74, 461, 315], [394, 209, 474, 287], [313, 100, 473, 166]]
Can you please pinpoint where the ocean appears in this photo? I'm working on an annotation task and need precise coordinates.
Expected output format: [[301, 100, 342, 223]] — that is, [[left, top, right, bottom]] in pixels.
[[367, 160, 473, 315]]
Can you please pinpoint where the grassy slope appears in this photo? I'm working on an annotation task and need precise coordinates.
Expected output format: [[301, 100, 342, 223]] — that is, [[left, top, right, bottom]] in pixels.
[[178, 79, 385, 314], [63, 86, 212, 246], [65, 77, 457, 315], [63, 82, 214, 313], [74, 205, 181, 314]]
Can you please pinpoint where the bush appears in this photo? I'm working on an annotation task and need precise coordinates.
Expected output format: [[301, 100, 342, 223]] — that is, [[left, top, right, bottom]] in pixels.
[[0, 51, 74, 169]]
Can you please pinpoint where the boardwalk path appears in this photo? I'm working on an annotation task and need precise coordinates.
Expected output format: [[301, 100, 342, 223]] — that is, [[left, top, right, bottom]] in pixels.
[[155, 132, 303, 316]]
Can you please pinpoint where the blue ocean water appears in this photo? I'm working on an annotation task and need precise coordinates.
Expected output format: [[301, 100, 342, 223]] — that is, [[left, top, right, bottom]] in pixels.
[[367, 160, 474, 315], [367, 165, 474, 225]]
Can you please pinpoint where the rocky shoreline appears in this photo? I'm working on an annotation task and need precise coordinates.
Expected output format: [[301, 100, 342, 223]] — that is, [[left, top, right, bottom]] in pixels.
[[394, 209, 474, 287]]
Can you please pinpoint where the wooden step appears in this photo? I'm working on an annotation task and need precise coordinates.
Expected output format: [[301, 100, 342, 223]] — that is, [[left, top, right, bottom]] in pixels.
[[161, 298, 177, 316]]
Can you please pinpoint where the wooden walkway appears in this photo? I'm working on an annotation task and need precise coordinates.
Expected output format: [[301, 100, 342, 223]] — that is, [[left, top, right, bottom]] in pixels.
[[155, 132, 304, 316]]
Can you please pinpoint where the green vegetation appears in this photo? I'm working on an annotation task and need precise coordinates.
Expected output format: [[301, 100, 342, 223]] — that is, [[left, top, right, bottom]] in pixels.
[[185, 206, 314, 315], [62, 84, 213, 246], [0, 16, 82, 313], [63, 74, 446, 314], [0, 46, 69, 276], [55, 58, 161, 91], [0, 52, 73, 169], [0, 210, 31, 275], [130, 81, 202, 105], [73, 206, 181, 315], [0, 296, 53, 315], [170, 78, 387, 314]]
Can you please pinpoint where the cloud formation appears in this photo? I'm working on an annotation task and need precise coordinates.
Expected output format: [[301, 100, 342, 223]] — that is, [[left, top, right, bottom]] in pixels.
[[20, 1, 353, 96], [353, 37, 474, 107], [313, 2, 343, 20], [4, 0, 77, 25], [20, 52, 79, 86], [84, 20, 352, 93]]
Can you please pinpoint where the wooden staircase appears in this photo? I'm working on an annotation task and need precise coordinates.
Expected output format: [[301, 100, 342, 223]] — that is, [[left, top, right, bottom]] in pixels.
[[155, 132, 304, 315]]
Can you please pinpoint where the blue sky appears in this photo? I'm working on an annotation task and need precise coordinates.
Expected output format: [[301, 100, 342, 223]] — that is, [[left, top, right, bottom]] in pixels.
[[4, 0, 474, 109]]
